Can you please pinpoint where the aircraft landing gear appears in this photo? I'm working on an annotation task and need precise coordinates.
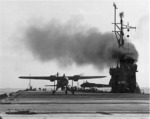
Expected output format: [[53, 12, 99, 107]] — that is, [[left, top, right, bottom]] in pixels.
[[65, 90, 68, 94], [71, 90, 74, 95], [71, 87, 75, 95], [52, 90, 55, 95], [65, 86, 68, 95]]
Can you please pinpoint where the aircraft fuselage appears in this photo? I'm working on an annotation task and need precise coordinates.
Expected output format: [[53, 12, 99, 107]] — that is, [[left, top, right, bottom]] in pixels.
[[56, 77, 69, 90]]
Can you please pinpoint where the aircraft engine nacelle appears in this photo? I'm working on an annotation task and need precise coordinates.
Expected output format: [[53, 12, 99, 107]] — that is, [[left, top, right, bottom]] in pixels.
[[49, 75, 56, 82]]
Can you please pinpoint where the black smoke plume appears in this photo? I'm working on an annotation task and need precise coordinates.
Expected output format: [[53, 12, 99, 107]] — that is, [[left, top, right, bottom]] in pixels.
[[22, 20, 138, 70]]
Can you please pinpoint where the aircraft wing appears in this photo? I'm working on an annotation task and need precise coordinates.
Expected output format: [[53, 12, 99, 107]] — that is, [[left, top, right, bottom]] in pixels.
[[19, 75, 106, 81], [76, 76, 106, 79], [19, 76, 50, 80], [96, 84, 110, 87], [81, 83, 110, 88], [45, 85, 57, 86], [68, 75, 106, 81]]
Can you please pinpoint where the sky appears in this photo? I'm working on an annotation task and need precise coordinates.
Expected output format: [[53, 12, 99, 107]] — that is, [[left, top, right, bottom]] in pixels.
[[0, 0, 149, 89]]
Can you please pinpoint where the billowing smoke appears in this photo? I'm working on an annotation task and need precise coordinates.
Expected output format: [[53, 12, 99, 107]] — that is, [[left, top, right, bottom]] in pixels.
[[22, 20, 138, 70]]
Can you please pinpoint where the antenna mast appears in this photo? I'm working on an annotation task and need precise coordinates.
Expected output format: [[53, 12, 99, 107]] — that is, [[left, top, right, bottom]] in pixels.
[[112, 3, 136, 66], [112, 3, 136, 48]]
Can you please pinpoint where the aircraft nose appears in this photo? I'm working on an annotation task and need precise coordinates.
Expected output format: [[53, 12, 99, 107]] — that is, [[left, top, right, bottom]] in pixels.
[[64, 79, 68, 85]]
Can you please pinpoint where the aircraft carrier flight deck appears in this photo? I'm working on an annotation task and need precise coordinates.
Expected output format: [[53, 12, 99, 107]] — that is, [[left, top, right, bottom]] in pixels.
[[0, 90, 149, 119]]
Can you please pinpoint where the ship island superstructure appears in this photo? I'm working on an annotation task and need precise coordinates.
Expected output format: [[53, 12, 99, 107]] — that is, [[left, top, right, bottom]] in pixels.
[[109, 3, 140, 93]]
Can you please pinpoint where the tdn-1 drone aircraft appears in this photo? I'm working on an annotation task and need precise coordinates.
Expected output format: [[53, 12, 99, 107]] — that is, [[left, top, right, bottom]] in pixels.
[[19, 73, 106, 94], [81, 81, 110, 88]]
